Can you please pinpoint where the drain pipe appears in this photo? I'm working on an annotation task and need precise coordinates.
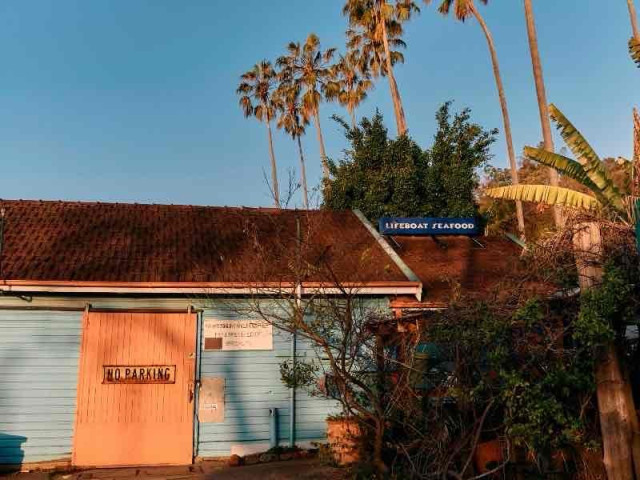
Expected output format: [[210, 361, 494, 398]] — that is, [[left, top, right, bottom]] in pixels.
[[290, 283, 301, 447], [270, 407, 279, 449], [0, 207, 5, 279], [290, 217, 302, 447]]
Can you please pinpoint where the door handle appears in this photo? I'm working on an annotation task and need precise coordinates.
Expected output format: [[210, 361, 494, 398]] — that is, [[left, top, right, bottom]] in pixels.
[[188, 382, 195, 403]]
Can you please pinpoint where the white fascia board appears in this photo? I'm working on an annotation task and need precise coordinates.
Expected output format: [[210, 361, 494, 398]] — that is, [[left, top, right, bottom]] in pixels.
[[0, 284, 421, 297]]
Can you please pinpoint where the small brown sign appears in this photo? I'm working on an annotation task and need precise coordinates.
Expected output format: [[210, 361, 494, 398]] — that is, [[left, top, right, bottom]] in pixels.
[[103, 365, 176, 384]]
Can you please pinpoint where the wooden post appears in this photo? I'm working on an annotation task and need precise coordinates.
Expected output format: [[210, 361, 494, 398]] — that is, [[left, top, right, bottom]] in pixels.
[[574, 223, 635, 480]]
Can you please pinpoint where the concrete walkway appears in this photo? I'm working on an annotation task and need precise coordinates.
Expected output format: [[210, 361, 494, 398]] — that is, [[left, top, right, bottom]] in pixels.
[[1, 459, 347, 480]]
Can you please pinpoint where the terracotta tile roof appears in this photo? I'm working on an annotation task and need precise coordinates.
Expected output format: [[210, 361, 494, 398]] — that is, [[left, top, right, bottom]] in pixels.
[[388, 235, 546, 307], [0, 200, 408, 285]]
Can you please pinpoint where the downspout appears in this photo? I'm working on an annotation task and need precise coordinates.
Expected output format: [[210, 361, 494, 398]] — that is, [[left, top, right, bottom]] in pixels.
[[193, 309, 203, 460], [291, 283, 301, 447], [291, 216, 302, 447], [0, 207, 5, 280]]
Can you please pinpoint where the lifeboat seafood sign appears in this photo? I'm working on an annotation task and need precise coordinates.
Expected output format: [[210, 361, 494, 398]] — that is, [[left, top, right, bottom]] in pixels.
[[379, 217, 479, 236]]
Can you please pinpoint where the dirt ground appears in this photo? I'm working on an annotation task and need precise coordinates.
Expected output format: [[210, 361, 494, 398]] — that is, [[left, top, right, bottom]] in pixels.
[[1, 458, 348, 480]]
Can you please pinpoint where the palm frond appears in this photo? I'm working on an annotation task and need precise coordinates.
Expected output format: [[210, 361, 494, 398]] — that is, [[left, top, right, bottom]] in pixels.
[[485, 185, 601, 211], [548, 104, 624, 211], [630, 37, 640, 66]]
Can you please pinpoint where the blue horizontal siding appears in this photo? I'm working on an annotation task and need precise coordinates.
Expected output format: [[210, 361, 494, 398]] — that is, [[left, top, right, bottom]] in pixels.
[[0, 310, 82, 465], [196, 302, 338, 457]]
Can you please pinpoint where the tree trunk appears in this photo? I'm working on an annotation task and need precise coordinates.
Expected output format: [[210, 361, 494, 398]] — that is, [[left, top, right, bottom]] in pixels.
[[349, 106, 357, 129], [629, 0, 640, 40], [633, 109, 640, 198], [472, 4, 526, 239], [266, 119, 280, 208], [573, 222, 635, 480], [523, 0, 562, 228], [373, 419, 388, 476], [296, 136, 310, 209], [313, 107, 330, 180], [596, 345, 635, 480], [380, 11, 408, 136], [622, 368, 640, 480]]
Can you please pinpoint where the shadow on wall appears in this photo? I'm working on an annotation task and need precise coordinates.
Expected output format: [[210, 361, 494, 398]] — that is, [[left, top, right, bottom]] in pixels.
[[0, 432, 26, 473]]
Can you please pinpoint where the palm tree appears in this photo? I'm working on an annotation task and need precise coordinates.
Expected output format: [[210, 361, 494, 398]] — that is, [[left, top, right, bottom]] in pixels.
[[277, 34, 336, 180], [523, 0, 561, 227], [326, 53, 373, 128], [343, 0, 419, 136], [346, 20, 406, 98], [274, 84, 310, 209], [634, 109, 640, 196], [629, 0, 639, 40], [425, 0, 525, 237], [632, 39, 640, 66], [629, 0, 640, 65], [486, 104, 627, 218], [236, 61, 281, 207]]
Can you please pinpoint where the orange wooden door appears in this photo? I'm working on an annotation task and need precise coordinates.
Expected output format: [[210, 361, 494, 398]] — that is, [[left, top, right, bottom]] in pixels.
[[73, 312, 196, 467]]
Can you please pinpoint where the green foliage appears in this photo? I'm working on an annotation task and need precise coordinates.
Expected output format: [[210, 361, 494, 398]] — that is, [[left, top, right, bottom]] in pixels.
[[279, 357, 320, 390], [575, 264, 632, 348], [323, 102, 496, 221], [548, 105, 624, 212], [428, 266, 632, 455]]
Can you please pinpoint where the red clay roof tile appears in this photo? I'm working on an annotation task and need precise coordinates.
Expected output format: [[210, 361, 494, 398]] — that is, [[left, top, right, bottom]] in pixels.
[[0, 200, 407, 285], [388, 235, 546, 306]]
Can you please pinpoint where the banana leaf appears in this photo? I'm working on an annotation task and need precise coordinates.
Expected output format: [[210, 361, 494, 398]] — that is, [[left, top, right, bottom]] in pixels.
[[486, 185, 601, 211], [548, 105, 624, 212], [523, 146, 608, 205]]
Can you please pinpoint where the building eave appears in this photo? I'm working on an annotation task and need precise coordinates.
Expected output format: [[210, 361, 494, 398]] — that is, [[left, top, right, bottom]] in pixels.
[[0, 279, 423, 298]]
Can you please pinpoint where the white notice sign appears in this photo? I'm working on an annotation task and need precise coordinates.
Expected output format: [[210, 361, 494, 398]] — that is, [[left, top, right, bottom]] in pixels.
[[203, 319, 273, 351]]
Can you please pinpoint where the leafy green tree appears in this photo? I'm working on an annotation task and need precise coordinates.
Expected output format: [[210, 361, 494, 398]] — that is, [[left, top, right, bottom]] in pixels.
[[323, 103, 496, 221], [425, 103, 498, 216]]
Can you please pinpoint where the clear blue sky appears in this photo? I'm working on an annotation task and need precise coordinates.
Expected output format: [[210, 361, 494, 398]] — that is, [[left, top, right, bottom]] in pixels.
[[0, 0, 636, 207]]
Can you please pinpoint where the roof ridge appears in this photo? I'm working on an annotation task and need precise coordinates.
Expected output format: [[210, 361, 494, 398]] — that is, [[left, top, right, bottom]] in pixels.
[[0, 198, 330, 213]]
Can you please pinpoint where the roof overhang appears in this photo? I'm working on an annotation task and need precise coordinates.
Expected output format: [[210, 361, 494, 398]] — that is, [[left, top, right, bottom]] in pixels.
[[0, 280, 423, 299]]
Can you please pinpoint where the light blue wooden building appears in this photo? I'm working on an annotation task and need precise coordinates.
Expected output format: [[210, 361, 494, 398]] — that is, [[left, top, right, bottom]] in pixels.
[[0, 200, 422, 469]]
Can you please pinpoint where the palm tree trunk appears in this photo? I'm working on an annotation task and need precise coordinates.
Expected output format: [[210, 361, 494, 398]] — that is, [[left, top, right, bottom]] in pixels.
[[380, 12, 408, 136], [472, 4, 526, 239], [524, 0, 562, 228], [633, 108, 640, 197], [573, 223, 635, 480], [313, 107, 330, 180], [266, 119, 280, 208], [628, 0, 640, 40], [296, 136, 310, 209], [349, 106, 357, 129]]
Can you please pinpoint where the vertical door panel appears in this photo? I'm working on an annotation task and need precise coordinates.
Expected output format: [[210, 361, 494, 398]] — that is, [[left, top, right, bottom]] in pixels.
[[73, 312, 196, 467]]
